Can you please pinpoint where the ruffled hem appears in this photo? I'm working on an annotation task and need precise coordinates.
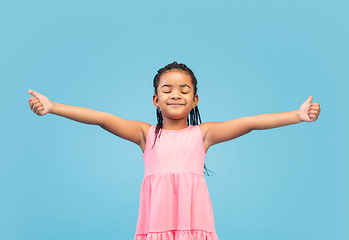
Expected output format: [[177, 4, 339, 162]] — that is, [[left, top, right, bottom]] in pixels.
[[134, 230, 219, 240], [136, 173, 215, 233]]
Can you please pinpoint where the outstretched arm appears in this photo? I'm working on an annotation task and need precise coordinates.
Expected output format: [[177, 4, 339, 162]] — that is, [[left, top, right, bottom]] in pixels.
[[200, 96, 321, 151], [28, 89, 151, 151]]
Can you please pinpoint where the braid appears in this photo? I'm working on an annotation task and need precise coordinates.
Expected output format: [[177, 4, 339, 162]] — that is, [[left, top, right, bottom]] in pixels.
[[186, 105, 212, 175], [152, 61, 212, 175], [186, 106, 201, 126], [152, 108, 163, 148]]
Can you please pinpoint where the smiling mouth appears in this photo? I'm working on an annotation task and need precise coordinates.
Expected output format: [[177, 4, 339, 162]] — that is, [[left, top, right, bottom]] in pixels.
[[168, 104, 185, 106]]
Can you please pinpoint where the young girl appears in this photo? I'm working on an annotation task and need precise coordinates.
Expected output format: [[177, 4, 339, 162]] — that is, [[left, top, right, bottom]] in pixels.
[[28, 62, 320, 240]]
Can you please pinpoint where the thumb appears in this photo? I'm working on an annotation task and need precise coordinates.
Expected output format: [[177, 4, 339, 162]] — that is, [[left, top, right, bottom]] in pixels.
[[28, 89, 40, 98], [306, 95, 313, 103]]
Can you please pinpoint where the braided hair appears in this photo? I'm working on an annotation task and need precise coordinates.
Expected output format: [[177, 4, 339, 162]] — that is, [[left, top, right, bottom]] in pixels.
[[153, 61, 212, 175]]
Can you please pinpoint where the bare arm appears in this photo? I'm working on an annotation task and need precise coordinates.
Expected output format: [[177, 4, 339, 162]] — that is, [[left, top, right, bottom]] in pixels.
[[28, 89, 151, 151], [200, 96, 321, 151]]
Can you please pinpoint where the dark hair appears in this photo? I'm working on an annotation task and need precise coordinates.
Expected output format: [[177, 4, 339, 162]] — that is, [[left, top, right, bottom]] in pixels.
[[153, 61, 212, 175]]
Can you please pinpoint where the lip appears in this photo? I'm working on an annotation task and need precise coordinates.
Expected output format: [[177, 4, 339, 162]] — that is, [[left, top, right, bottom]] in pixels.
[[168, 103, 185, 106]]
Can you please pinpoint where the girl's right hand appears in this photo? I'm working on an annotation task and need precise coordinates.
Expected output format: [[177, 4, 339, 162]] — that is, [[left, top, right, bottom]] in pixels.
[[28, 89, 52, 116]]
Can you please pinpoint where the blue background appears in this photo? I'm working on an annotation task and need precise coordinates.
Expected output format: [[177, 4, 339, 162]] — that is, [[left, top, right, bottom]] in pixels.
[[1, 0, 348, 239]]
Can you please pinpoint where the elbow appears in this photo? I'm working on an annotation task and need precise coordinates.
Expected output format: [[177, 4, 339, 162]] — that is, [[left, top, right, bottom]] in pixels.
[[243, 116, 257, 131], [97, 112, 108, 127]]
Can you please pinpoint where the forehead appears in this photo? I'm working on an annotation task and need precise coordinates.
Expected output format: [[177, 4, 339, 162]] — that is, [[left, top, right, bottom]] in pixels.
[[158, 70, 193, 87]]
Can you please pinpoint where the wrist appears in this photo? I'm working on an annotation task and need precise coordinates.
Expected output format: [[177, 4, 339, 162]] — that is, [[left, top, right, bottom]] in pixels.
[[49, 101, 57, 114], [297, 109, 302, 122], [297, 109, 305, 123]]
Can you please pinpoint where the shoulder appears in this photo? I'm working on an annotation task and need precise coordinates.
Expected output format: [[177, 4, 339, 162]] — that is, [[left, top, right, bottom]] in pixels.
[[198, 122, 214, 139], [138, 121, 152, 138], [134, 121, 152, 152]]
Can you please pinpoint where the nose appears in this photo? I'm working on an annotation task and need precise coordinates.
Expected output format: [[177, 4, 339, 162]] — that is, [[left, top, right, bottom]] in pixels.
[[170, 93, 181, 100], [170, 90, 181, 99]]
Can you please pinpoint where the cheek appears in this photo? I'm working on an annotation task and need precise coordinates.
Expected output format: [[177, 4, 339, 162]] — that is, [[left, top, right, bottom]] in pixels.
[[188, 94, 195, 101]]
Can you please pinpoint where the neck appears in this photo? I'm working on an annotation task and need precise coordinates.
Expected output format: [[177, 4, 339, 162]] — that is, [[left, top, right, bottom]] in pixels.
[[162, 118, 188, 130]]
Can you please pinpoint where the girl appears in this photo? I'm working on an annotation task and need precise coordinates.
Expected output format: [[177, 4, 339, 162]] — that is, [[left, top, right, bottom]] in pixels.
[[28, 62, 321, 240]]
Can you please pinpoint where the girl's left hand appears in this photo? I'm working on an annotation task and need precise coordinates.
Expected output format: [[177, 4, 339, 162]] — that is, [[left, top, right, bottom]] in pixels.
[[299, 95, 321, 122]]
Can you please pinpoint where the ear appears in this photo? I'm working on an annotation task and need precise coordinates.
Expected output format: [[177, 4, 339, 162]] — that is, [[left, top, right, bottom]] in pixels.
[[153, 94, 159, 108], [193, 94, 199, 108]]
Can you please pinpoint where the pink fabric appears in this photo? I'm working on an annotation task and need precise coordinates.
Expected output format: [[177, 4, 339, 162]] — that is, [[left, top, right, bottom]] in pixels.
[[135, 125, 218, 240]]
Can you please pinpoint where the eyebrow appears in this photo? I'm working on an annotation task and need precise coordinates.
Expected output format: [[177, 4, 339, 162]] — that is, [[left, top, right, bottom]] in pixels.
[[161, 84, 191, 89]]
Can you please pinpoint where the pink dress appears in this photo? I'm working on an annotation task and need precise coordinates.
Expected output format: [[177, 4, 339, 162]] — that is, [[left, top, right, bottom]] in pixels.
[[134, 125, 219, 240]]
